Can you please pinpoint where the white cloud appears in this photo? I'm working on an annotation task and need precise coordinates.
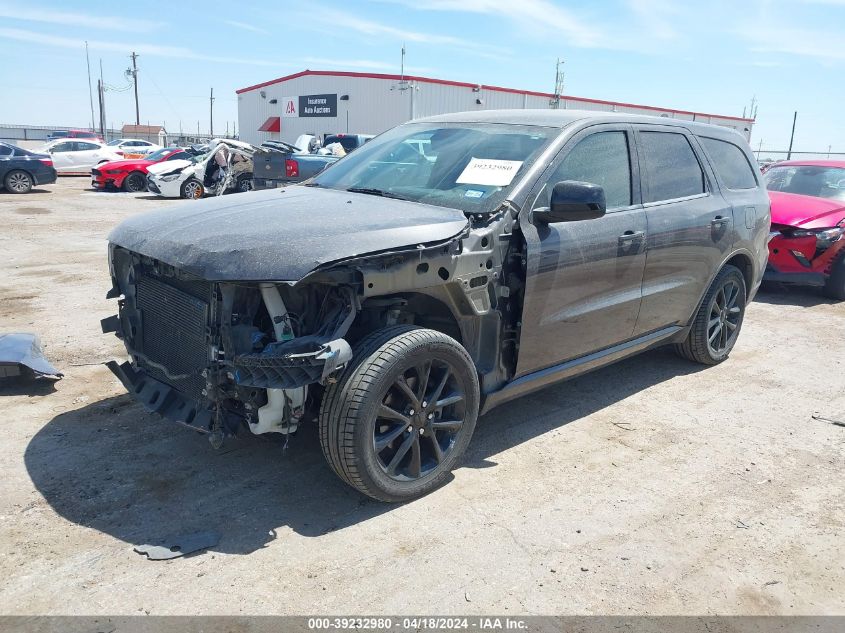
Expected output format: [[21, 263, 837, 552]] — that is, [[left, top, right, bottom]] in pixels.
[[0, 2, 162, 32], [374, 0, 602, 47], [739, 24, 845, 62], [308, 8, 509, 60], [0, 27, 281, 66], [301, 56, 436, 73], [625, 0, 679, 40], [222, 20, 269, 35]]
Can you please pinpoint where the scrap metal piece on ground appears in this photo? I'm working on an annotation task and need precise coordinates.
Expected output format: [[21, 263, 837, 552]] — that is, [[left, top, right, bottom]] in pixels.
[[133, 531, 220, 560], [0, 333, 63, 379]]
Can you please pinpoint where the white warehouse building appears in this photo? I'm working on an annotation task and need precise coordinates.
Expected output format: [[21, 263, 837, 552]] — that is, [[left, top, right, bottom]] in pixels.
[[236, 70, 754, 146]]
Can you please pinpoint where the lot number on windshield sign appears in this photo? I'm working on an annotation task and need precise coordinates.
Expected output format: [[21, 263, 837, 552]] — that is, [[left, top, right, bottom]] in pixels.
[[457, 158, 523, 187]]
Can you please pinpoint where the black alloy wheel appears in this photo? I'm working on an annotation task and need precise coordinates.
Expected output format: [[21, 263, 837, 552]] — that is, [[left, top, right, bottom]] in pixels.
[[706, 278, 742, 355], [319, 326, 480, 502], [374, 358, 467, 481], [123, 171, 147, 192]]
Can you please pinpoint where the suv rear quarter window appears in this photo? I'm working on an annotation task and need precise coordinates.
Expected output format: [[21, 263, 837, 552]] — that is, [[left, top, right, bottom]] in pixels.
[[639, 131, 706, 202], [699, 136, 758, 190]]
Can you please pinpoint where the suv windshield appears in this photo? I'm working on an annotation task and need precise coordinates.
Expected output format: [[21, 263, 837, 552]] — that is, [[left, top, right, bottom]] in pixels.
[[311, 122, 554, 213], [764, 165, 845, 201]]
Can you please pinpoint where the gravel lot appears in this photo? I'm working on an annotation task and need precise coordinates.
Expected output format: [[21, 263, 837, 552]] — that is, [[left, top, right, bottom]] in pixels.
[[0, 177, 843, 615]]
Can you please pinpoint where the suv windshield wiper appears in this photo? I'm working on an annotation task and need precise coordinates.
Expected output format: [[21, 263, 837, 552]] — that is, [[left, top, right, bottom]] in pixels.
[[346, 186, 411, 201]]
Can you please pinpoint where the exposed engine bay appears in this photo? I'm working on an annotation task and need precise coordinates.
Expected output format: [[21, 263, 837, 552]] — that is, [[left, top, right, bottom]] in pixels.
[[102, 202, 526, 446]]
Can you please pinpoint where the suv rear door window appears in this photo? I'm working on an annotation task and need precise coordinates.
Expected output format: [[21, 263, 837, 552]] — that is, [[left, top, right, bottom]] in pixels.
[[538, 131, 632, 210], [640, 131, 705, 202], [700, 137, 757, 190]]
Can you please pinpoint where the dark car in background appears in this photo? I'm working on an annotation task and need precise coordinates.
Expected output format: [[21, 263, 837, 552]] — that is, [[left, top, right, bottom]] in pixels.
[[322, 133, 374, 153], [0, 142, 57, 194], [104, 110, 769, 502], [46, 129, 103, 142]]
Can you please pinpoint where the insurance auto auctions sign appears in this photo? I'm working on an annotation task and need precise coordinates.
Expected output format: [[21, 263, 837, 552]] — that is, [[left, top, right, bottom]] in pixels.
[[298, 94, 337, 117]]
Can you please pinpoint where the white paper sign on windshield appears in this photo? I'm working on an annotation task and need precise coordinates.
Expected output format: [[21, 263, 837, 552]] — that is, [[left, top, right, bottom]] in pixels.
[[456, 158, 523, 187]]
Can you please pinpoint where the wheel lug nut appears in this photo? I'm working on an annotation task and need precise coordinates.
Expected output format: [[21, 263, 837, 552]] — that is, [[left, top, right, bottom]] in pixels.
[[408, 409, 415, 416], [419, 428, 424, 435], [422, 401, 428, 408], [407, 425, 413, 432], [428, 413, 434, 420]]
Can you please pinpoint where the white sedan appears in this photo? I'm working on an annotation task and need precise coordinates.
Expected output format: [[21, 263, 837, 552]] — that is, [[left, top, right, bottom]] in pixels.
[[106, 138, 161, 155], [37, 139, 122, 173], [146, 139, 255, 198]]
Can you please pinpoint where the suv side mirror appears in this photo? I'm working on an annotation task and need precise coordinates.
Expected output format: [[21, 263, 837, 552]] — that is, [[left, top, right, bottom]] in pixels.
[[533, 180, 607, 224]]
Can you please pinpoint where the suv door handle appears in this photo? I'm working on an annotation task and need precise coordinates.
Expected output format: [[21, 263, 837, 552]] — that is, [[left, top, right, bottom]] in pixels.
[[618, 230, 644, 242], [711, 216, 730, 226]]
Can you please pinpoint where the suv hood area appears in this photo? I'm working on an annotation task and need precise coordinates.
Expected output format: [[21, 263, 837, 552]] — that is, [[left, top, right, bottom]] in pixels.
[[108, 186, 469, 281]]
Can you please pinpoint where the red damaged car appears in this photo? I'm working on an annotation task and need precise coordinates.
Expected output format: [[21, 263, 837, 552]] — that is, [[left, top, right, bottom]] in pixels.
[[91, 147, 191, 192], [763, 160, 845, 299]]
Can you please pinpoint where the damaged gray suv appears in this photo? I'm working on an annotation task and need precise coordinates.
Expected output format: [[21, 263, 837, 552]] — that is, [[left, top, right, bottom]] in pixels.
[[104, 110, 769, 501]]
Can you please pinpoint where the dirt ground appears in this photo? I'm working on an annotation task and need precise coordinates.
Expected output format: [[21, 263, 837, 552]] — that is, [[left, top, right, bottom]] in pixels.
[[0, 177, 843, 616]]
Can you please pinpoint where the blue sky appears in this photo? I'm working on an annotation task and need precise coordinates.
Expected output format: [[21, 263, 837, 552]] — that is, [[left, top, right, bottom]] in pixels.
[[0, 0, 843, 153]]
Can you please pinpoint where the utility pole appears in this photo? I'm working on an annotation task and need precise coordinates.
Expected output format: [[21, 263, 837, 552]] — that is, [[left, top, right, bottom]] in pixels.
[[209, 87, 215, 137], [129, 51, 140, 125], [786, 111, 798, 160], [85, 42, 95, 132], [98, 59, 106, 138], [551, 58, 565, 109]]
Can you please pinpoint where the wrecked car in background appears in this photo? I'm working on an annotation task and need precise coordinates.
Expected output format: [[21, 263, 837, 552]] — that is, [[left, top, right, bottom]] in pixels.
[[146, 138, 256, 199], [763, 160, 845, 299], [103, 110, 768, 502]]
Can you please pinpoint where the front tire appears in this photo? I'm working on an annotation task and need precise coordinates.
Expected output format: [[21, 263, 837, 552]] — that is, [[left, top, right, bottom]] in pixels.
[[674, 265, 746, 365], [236, 174, 253, 193], [122, 170, 147, 192], [319, 326, 480, 502], [822, 255, 845, 300], [4, 170, 33, 194], [180, 178, 204, 199]]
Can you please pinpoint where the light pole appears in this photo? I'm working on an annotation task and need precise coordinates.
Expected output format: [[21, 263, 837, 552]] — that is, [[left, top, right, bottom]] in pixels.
[[339, 94, 349, 133]]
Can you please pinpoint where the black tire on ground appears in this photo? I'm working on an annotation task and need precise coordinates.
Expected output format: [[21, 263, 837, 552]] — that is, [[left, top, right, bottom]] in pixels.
[[4, 170, 33, 194], [180, 178, 204, 199], [122, 170, 147, 192], [319, 325, 480, 502], [674, 264, 747, 365], [822, 254, 845, 300]]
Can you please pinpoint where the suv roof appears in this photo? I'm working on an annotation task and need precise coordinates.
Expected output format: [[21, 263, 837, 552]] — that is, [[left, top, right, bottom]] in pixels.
[[419, 109, 750, 141]]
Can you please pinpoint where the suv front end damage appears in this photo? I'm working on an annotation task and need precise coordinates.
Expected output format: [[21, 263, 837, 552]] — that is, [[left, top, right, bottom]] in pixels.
[[103, 246, 359, 441]]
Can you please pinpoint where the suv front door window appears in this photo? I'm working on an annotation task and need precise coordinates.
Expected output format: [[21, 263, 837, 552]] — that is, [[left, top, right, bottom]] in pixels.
[[517, 126, 648, 375]]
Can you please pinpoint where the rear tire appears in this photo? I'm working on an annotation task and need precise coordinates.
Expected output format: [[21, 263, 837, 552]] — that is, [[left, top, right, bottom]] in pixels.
[[319, 326, 480, 502], [180, 178, 204, 199], [822, 255, 845, 300], [122, 170, 147, 192], [236, 174, 253, 193], [4, 170, 32, 194], [674, 265, 746, 365]]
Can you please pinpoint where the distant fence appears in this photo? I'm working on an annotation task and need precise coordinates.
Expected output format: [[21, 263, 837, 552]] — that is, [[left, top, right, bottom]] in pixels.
[[0, 124, 235, 147], [755, 149, 845, 162], [0, 124, 123, 143]]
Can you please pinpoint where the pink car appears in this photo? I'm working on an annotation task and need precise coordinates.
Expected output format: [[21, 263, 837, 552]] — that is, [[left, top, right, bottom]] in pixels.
[[763, 160, 845, 299]]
